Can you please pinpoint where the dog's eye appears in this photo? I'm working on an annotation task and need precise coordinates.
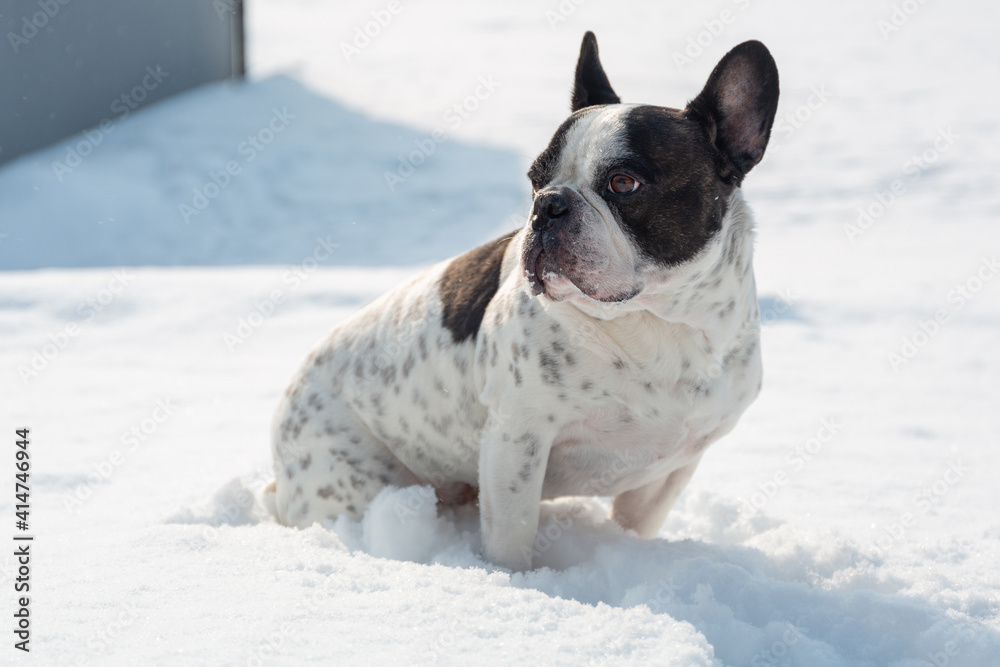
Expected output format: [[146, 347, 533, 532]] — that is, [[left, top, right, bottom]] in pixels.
[[608, 174, 639, 194], [528, 169, 543, 193]]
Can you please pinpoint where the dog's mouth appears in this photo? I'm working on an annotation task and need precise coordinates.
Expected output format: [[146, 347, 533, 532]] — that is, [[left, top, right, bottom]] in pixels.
[[598, 285, 642, 303], [523, 238, 550, 297], [522, 235, 640, 303]]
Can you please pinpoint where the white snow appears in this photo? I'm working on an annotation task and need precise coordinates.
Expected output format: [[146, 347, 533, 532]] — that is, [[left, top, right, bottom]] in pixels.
[[2, 0, 999, 665]]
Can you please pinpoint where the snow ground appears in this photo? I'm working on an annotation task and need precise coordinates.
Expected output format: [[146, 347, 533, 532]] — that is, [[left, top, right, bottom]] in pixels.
[[2, 0, 1000, 665]]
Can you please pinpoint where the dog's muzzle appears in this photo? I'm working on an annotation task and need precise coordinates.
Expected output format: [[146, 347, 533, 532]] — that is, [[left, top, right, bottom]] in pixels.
[[523, 189, 572, 296]]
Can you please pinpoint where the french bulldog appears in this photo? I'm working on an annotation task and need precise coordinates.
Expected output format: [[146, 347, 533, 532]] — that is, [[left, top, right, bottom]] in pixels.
[[270, 31, 779, 570]]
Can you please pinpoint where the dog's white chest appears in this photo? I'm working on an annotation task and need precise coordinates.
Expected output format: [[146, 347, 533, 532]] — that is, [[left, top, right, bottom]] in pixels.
[[515, 315, 763, 499]]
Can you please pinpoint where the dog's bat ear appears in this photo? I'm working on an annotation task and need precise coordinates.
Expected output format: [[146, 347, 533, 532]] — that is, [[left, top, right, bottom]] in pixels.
[[685, 40, 779, 183], [571, 31, 621, 112]]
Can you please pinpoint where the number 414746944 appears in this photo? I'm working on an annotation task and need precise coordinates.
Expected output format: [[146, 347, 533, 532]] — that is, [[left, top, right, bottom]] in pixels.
[[15, 428, 30, 531]]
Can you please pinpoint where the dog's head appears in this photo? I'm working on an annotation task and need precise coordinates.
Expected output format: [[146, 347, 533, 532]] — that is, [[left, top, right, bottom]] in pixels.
[[522, 32, 779, 314]]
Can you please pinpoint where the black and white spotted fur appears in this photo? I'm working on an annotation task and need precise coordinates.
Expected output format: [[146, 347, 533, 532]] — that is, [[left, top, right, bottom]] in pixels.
[[270, 33, 779, 570]]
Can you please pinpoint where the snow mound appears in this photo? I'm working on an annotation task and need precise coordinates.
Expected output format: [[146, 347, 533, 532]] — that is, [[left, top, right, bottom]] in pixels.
[[168, 480, 1000, 666]]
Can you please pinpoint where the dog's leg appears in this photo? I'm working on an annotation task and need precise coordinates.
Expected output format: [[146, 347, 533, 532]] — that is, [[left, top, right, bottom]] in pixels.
[[478, 422, 555, 571], [271, 395, 418, 528], [610, 457, 703, 538]]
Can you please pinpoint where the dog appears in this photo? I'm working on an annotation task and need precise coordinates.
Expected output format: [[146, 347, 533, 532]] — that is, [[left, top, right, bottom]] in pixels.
[[270, 31, 778, 570]]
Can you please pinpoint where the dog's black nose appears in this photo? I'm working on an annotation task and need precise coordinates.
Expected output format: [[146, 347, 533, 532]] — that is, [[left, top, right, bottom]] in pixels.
[[531, 190, 570, 232]]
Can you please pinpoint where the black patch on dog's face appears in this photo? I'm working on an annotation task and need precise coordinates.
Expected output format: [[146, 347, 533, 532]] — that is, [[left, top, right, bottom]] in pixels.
[[599, 105, 734, 267], [526, 36, 778, 272], [438, 231, 517, 343]]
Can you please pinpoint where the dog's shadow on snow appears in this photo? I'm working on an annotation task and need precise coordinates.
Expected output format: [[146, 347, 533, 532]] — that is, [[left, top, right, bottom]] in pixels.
[[170, 480, 1000, 666], [757, 294, 807, 325]]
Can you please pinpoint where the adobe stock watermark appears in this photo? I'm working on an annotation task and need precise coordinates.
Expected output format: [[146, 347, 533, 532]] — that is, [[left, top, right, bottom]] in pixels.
[[762, 83, 833, 163], [642, 577, 682, 615], [50, 65, 170, 181], [735, 417, 843, 521], [271, 439, 313, 477], [671, 0, 753, 72], [750, 620, 810, 667], [180, 107, 295, 223], [868, 454, 969, 557], [886, 255, 998, 371], [344, 333, 414, 397], [223, 234, 337, 350], [211, 0, 240, 20], [392, 408, 509, 523], [62, 398, 178, 513], [544, 0, 587, 30], [240, 564, 348, 666], [182, 464, 275, 548], [340, 0, 405, 62], [518, 506, 579, 567], [7, 0, 73, 54], [693, 287, 798, 387], [245, 624, 295, 667], [198, 485, 260, 543], [419, 616, 478, 666], [844, 126, 959, 243], [915, 613, 992, 667], [877, 0, 930, 41], [62, 601, 143, 666], [519, 448, 644, 567], [383, 75, 502, 191], [17, 269, 134, 383]]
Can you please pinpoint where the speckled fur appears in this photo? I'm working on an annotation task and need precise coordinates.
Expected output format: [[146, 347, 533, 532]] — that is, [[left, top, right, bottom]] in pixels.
[[270, 188, 761, 569], [271, 35, 776, 569]]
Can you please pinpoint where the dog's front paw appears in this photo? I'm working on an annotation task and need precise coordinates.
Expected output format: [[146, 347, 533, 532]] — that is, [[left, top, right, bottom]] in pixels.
[[482, 538, 533, 572]]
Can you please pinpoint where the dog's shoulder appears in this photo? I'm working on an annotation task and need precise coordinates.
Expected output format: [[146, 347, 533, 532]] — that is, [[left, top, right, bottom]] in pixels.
[[437, 230, 519, 344]]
